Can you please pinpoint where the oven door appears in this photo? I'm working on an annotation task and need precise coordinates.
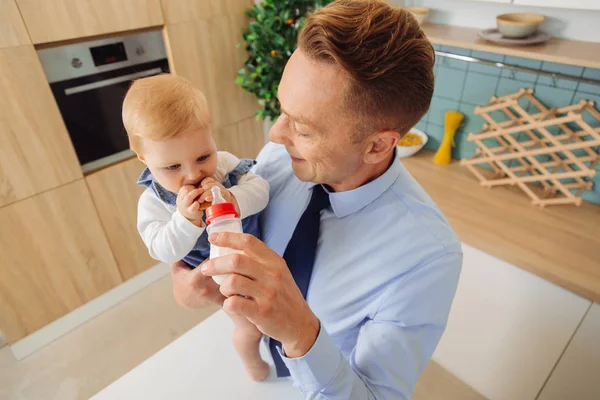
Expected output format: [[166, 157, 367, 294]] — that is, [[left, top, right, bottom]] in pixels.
[[50, 59, 169, 173]]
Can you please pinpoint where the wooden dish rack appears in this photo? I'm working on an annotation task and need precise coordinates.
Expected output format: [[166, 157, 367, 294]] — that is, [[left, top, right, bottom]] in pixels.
[[460, 88, 600, 207]]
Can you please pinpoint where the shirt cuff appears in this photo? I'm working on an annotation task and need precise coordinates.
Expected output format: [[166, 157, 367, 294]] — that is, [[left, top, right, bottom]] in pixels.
[[228, 186, 250, 219], [172, 210, 205, 236], [278, 323, 343, 392]]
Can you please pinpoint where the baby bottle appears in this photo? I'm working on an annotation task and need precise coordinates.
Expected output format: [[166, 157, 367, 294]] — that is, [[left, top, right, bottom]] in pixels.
[[206, 186, 243, 285]]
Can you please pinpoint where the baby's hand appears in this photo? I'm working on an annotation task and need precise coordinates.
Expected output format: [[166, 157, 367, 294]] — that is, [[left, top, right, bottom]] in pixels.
[[176, 185, 205, 227], [198, 178, 238, 211]]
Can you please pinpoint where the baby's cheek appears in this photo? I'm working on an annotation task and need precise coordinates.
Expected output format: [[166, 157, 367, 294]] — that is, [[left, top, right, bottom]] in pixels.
[[159, 173, 182, 193], [206, 158, 219, 177]]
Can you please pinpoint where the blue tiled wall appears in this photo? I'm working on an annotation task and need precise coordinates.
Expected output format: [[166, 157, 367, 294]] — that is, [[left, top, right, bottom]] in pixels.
[[415, 45, 600, 205]]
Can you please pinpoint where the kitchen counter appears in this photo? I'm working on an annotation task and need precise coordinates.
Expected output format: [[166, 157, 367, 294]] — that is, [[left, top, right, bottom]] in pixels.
[[402, 151, 600, 303], [92, 311, 302, 400], [422, 23, 600, 69]]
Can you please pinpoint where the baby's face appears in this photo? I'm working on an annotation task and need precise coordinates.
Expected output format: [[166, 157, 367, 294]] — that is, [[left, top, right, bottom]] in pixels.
[[139, 125, 218, 194]]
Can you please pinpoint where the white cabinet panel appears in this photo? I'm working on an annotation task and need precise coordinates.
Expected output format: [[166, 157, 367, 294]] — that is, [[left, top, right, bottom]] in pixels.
[[539, 303, 600, 400], [433, 244, 591, 400], [513, 0, 600, 10]]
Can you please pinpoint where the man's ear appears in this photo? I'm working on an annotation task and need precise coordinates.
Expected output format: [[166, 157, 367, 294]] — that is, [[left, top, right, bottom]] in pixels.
[[363, 130, 400, 165]]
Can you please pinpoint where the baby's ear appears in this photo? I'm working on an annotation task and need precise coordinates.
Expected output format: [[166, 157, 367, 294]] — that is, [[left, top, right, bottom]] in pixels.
[[136, 153, 146, 164]]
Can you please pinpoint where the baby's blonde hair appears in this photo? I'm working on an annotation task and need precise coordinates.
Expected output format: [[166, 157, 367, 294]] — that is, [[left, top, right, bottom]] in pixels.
[[122, 74, 211, 153]]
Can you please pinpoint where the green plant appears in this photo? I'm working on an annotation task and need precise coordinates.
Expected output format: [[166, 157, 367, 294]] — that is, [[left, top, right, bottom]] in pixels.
[[236, 0, 334, 121]]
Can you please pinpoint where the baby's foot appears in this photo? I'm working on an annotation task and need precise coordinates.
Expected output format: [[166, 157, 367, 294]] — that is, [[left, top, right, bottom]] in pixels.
[[244, 359, 270, 382]]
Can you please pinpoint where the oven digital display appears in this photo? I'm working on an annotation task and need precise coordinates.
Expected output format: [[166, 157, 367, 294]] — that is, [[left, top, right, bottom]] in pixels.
[[90, 42, 127, 66]]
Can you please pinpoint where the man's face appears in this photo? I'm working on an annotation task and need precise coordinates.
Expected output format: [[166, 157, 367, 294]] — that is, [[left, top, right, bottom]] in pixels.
[[270, 49, 366, 190], [138, 126, 218, 194]]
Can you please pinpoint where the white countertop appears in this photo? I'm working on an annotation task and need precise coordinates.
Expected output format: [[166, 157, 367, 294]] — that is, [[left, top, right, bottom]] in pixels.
[[92, 310, 303, 400]]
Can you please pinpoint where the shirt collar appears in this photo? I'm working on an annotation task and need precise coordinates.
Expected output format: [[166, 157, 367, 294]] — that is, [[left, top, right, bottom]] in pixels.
[[316, 151, 402, 218]]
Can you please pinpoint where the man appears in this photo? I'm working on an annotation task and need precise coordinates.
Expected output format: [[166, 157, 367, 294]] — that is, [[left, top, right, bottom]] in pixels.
[[170, 0, 462, 398]]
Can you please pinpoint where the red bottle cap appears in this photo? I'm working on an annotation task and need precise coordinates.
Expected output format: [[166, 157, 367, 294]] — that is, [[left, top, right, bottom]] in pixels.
[[205, 202, 239, 225]]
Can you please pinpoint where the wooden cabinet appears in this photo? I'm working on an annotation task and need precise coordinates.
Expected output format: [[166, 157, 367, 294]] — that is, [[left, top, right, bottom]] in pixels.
[[163, 0, 259, 131], [0, 0, 30, 48], [512, 0, 600, 10], [538, 303, 600, 400], [16, 0, 164, 44], [162, 0, 252, 24], [214, 117, 265, 159], [85, 158, 156, 281], [432, 244, 592, 400], [0, 45, 81, 208], [0, 180, 122, 343]]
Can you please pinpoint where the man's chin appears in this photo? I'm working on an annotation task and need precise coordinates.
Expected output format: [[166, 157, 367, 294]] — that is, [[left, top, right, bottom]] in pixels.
[[290, 161, 314, 182]]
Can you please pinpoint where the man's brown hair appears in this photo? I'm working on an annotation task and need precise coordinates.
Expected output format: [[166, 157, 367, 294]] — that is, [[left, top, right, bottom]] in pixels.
[[299, 0, 434, 140]]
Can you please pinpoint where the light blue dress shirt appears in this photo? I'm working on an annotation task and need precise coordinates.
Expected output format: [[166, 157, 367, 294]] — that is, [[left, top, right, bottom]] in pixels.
[[254, 143, 462, 399]]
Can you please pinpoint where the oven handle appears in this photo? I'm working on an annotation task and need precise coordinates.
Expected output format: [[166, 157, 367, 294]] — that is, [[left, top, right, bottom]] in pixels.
[[64, 68, 163, 96]]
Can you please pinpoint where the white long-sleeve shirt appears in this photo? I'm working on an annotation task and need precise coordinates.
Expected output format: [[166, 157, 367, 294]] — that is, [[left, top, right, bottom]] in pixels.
[[137, 151, 269, 264]]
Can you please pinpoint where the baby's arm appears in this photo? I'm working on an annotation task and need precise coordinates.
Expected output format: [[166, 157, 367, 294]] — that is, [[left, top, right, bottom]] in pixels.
[[229, 172, 270, 218], [219, 152, 270, 219], [137, 189, 205, 264]]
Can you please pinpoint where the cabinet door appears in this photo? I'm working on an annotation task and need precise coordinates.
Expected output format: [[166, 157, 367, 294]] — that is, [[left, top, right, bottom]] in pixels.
[[512, 0, 600, 9], [86, 158, 156, 281], [0, 45, 81, 208], [0, 0, 30, 48], [162, 0, 252, 23], [163, 0, 258, 130], [539, 303, 600, 400], [214, 117, 266, 159], [16, 0, 164, 44], [432, 244, 591, 400], [0, 180, 122, 343]]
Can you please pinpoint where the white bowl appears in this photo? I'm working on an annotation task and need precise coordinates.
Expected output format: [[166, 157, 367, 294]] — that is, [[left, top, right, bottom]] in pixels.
[[405, 7, 430, 25], [496, 13, 544, 39], [397, 128, 428, 158]]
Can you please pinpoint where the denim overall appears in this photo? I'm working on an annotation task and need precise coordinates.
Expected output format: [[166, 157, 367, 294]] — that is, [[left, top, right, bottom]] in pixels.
[[137, 159, 261, 268]]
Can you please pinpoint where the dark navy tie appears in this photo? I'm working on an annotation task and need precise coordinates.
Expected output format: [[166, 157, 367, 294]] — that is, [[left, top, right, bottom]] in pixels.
[[269, 184, 331, 377]]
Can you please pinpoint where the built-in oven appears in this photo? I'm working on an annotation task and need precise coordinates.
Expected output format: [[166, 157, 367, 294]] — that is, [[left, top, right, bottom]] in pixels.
[[37, 30, 170, 173]]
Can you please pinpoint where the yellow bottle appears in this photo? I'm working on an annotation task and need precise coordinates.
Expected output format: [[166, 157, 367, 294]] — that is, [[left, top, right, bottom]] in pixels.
[[433, 110, 464, 165]]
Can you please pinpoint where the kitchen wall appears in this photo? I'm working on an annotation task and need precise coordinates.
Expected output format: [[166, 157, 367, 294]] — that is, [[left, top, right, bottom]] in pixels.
[[416, 45, 600, 204], [392, 0, 600, 42]]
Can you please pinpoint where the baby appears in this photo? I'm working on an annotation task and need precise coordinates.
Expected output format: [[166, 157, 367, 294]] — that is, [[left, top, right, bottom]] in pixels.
[[123, 74, 271, 381]]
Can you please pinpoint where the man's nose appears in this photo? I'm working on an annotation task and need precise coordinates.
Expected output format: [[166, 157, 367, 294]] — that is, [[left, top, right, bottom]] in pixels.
[[269, 114, 291, 145]]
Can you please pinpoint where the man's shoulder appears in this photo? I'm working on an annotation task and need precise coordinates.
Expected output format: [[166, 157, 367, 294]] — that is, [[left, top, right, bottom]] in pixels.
[[373, 163, 461, 255], [344, 172, 461, 296]]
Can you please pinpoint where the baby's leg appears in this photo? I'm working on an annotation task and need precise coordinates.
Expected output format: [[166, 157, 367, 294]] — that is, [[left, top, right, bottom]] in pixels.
[[230, 315, 270, 381]]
